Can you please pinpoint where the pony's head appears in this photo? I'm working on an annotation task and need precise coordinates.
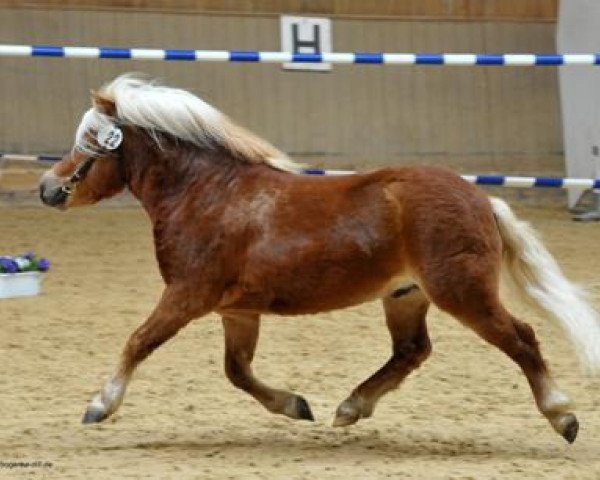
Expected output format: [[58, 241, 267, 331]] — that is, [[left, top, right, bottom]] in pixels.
[[39, 92, 127, 208], [40, 74, 303, 209]]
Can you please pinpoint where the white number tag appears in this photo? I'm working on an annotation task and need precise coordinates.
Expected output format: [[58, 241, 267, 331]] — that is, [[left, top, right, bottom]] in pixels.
[[97, 125, 123, 150]]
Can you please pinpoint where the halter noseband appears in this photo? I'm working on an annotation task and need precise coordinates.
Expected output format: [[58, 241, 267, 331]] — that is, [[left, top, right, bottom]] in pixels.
[[61, 156, 98, 194]]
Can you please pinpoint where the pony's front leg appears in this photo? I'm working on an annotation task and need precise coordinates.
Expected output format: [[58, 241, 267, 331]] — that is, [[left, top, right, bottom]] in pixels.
[[222, 313, 314, 421], [82, 285, 204, 423]]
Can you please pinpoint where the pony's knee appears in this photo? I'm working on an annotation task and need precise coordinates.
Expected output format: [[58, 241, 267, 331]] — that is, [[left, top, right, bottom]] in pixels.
[[224, 355, 253, 391], [123, 331, 167, 367], [394, 334, 431, 367], [415, 335, 432, 364]]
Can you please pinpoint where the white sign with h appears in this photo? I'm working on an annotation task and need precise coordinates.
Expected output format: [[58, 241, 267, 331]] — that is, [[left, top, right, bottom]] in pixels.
[[280, 16, 332, 71]]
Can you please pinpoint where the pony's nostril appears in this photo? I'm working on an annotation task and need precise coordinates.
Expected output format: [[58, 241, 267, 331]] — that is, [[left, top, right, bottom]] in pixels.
[[50, 188, 68, 207], [40, 184, 68, 207]]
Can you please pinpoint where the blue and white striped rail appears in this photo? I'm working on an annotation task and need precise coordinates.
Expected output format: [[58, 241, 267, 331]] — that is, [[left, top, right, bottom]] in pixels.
[[303, 169, 600, 189], [3, 155, 597, 189], [0, 152, 60, 163], [2, 44, 600, 66]]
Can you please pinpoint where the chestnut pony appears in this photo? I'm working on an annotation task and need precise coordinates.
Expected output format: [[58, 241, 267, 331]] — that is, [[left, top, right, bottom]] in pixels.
[[40, 75, 600, 443]]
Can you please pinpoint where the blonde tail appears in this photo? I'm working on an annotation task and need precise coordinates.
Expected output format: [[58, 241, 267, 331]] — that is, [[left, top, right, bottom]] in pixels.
[[490, 197, 600, 374]]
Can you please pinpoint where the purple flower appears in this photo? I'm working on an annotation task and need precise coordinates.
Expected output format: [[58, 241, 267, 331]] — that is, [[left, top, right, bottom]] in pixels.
[[23, 251, 35, 260], [0, 257, 18, 274], [37, 258, 50, 271]]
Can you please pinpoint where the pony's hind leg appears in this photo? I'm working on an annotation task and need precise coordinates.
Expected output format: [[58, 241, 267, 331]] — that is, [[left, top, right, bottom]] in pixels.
[[333, 287, 431, 427], [510, 317, 577, 439], [222, 313, 314, 421], [82, 285, 201, 423], [455, 301, 578, 443]]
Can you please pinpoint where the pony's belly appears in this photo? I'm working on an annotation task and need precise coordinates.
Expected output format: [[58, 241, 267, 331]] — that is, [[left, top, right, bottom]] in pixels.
[[269, 274, 417, 315], [217, 269, 416, 316]]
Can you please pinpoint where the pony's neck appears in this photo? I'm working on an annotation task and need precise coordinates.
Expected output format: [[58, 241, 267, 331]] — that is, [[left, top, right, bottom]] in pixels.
[[122, 128, 244, 221]]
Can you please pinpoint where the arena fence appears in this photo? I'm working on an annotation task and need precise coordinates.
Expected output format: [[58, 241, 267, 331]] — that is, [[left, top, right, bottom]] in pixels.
[[2, 43, 600, 208], [2, 153, 599, 191]]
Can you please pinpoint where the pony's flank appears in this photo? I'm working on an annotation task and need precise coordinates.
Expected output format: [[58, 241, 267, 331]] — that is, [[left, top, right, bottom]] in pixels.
[[95, 74, 303, 173]]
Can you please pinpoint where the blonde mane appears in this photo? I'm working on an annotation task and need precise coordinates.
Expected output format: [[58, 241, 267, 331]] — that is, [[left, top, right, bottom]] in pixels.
[[78, 74, 303, 173]]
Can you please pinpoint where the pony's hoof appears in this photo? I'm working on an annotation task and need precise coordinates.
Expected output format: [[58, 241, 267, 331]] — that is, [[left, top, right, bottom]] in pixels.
[[333, 400, 360, 427], [295, 396, 315, 421], [82, 407, 108, 424], [332, 413, 359, 428], [561, 414, 579, 444], [282, 395, 314, 421]]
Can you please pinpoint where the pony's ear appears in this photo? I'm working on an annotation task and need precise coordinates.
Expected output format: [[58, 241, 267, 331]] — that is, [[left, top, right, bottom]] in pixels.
[[91, 90, 117, 117]]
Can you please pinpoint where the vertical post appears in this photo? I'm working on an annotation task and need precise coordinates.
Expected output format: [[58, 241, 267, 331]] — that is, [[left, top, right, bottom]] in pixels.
[[557, 0, 600, 220], [572, 146, 600, 221]]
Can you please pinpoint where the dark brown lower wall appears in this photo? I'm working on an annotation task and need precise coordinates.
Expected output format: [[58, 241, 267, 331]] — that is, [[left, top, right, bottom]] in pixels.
[[0, 1, 558, 21]]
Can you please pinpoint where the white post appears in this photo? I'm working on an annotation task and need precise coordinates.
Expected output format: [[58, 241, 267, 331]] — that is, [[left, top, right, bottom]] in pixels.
[[557, 0, 600, 220]]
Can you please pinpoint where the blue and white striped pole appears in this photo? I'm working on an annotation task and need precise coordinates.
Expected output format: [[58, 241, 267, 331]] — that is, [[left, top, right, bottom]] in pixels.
[[1, 44, 600, 66], [0, 152, 60, 163], [304, 169, 600, 189]]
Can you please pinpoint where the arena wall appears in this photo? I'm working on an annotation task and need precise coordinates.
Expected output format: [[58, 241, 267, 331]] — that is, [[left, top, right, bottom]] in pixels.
[[0, 5, 562, 174]]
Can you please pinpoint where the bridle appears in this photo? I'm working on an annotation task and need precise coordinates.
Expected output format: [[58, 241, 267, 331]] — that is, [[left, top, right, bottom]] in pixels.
[[60, 124, 125, 195], [60, 155, 99, 195]]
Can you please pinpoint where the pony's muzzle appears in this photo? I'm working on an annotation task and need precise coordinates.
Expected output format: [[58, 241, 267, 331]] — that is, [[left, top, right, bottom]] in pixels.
[[39, 174, 69, 208]]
